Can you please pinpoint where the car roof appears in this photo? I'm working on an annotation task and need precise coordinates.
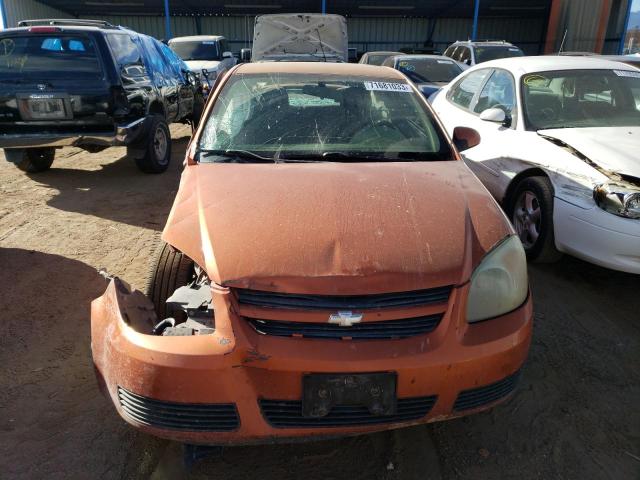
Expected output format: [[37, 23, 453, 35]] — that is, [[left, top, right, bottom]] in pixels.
[[390, 54, 455, 61], [364, 51, 403, 56], [466, 55, 639, 75], [452, 40, 515, 47], [169, 35, 225, 43], [235, 61, 406, 80]]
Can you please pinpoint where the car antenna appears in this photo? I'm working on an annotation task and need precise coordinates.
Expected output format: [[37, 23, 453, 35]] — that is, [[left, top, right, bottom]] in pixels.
[[558, 29, 568, 54], [316, 28, 327, 62]]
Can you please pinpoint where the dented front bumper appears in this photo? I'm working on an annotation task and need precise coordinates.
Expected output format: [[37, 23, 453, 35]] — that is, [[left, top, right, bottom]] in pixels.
[[91, 278, 533, 445]]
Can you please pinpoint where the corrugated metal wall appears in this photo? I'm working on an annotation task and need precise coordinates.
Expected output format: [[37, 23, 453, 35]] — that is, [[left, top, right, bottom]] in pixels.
[[0, 1, 548, 54], [1, 0, 70, 28]]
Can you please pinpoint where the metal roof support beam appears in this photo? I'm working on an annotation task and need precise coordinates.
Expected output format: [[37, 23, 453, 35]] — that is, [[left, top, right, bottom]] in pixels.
[[619, 0, 633, 53], [322, 0, 326, 14], [164, 0, 172, 40], [544, 0, 563, 53], [595, 0, 612, 53], [471, 0, 480, 41]]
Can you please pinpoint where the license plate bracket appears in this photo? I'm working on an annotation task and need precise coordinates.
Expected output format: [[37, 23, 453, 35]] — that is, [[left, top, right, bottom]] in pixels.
[[302, 372, 397, 418], [17, 94, 70, 120]]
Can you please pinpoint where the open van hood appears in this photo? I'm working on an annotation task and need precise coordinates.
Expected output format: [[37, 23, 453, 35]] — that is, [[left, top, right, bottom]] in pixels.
[[251, 14, 348, 62]]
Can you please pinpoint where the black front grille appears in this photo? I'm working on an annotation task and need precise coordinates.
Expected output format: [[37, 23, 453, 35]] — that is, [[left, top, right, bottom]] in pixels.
[[247, 314, 442, 340], [260, 396, 437, 428], [237, 286, 452, 310], [453, 371, 521, 412], [118, 387, 239, 431]]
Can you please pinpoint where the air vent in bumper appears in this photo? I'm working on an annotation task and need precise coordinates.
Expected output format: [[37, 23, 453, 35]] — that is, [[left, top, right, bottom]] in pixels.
[[259, 396, 437, 428], [117, 387, 239, 431], [453, 370, 521, 412]]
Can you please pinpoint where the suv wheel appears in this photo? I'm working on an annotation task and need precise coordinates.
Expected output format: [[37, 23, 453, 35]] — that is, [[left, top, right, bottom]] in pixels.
[[508, 176, 562, 263], [129, 115, 171, 174], [5, 148, 55, 173]]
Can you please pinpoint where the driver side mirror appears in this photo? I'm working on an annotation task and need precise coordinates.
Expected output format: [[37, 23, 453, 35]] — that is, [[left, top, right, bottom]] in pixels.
[[452, 126, 481, 152], [222, 51, 233, 59], [479, 107, 511, 127]]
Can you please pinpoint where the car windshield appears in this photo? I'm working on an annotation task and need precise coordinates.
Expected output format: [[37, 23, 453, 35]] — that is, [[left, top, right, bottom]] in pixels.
[[199, 73, 453, 162], [396, 58, 462, 83], [522, 69, 640, 130], [0, 35, 102, 78], [474, 46, 524, 63], [366, 54, 394, 65], [170, 40, 220, 61]]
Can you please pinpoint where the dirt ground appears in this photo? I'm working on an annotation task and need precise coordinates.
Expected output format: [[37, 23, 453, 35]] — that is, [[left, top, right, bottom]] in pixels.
[[0, 125, 638, 479]]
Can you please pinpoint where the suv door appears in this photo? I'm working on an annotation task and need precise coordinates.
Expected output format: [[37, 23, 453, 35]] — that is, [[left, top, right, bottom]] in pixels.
[[157, 40, 196, 121], [139, 35, 179, 122]]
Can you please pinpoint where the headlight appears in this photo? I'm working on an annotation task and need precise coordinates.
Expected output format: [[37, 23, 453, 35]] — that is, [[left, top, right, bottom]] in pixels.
[[467, 235, 528, 323], [593, 182, 640, 219]]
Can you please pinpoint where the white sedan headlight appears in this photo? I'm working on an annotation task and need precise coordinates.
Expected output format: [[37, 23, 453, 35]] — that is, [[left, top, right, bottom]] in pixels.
[[467, 235, 529, 323], [593, 182, 640, 219]]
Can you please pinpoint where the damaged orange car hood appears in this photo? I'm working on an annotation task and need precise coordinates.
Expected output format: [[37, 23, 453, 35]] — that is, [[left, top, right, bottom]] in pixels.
[[163, 161, 511, 294]]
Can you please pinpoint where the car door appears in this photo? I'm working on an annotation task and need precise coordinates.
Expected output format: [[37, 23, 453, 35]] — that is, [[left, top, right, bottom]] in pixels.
[[437, 68, 521, 199]]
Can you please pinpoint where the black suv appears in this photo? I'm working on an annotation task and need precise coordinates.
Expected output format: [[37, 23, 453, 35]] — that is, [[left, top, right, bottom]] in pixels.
[[0, 19, 205, 174]]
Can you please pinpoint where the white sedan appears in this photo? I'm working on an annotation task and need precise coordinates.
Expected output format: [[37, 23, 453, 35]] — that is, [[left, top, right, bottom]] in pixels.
[[431, 56, 640, 274]]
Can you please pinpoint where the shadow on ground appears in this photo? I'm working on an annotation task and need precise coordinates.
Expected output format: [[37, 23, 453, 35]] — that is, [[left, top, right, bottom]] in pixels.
[[26, 135, 188, 231], [0, 248, 163, 479]]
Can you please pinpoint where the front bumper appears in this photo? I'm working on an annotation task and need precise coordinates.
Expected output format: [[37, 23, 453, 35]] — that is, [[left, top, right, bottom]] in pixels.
[[91, 279, 532, 445], [554, 197, 640, 274], [0, 117, 149, 151]]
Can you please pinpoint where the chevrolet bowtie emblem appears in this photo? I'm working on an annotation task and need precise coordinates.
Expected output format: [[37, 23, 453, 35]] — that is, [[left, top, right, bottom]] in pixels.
[[328, 311, 363, 327]]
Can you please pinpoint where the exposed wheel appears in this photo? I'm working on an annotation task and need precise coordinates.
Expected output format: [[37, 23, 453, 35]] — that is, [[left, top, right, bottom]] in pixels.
[[146, 241, 195, 319], [508, 176, 562, 263], [129, 115, 171, 174], [5, 148, 55, 173]]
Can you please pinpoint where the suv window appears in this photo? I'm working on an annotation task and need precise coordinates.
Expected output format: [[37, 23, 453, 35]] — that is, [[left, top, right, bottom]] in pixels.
[[0, 35, 102, 78], [474, 69, 516, 117], [448, 69, 491, 110], [444, 46, 454, 58], [220, 39, 230, 54], [459, 47, 471, 65], [106, 33, 143, 66], [140, 36, 173, 84]]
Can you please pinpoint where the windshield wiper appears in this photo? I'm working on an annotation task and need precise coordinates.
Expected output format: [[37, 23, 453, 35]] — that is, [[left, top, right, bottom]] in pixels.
[[198, 149, 276, 163]]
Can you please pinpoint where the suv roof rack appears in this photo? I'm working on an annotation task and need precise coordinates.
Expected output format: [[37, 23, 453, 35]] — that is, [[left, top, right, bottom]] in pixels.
[[18, 19, 118, 29]]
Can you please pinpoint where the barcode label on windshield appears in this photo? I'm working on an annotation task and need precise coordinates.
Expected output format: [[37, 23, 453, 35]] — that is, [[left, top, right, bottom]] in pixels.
[[364, 81, 411, 92], [614, 70, 640, 78]]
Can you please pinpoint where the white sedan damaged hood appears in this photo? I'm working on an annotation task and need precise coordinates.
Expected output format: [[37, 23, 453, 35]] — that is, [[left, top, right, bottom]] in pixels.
[[538, 127, 640, 179]]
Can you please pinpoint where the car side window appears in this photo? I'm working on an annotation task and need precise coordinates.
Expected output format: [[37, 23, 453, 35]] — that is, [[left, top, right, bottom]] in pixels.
[[459, 47, 471, 65], [473, 69, 516, 117], [447, 69, 492, 110], [106, 33, 143, 66], [381, 57, 394, 67], [444, 46, 454, 58], [220, 39, 230, 54], [156, 40, 184, 79], [140, 36, 172, 85], [450, 46, 461, 61]]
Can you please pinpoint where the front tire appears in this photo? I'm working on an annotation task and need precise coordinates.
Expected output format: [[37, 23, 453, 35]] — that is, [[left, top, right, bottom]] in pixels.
[[129, 115, 171, 174], [146, 242, 195, 319], [5, 148, 55, 173], [508, 176, 562, 263]]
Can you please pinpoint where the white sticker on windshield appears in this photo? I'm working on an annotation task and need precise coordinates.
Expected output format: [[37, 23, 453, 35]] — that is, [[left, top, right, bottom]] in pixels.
[[509, 48, 520, 51], [202, 41, 217, 45], [437, 60, 453, 64], [614, 69, 640, 78], [364, 81, 411, 92]]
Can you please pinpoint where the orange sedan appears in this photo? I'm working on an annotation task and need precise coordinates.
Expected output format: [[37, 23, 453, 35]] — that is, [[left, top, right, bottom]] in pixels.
[[91, 62, 532, 445]]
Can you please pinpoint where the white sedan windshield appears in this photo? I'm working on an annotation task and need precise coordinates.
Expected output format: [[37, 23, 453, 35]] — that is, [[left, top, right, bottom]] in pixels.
[[199, 73, 453, 161], [522, 69, 640, 130]]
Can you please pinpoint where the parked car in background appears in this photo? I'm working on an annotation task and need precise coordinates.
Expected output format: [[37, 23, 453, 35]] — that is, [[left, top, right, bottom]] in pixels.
[[359, 50, 403, 65], [250, 13, 348, 62], [92, 61, 532, 445], [443, 40, 524, 66], [0, 19, 204, 174], [382, 54, 466, 96], [168, 35, 236, 80], [431, 56, 640, 273]]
